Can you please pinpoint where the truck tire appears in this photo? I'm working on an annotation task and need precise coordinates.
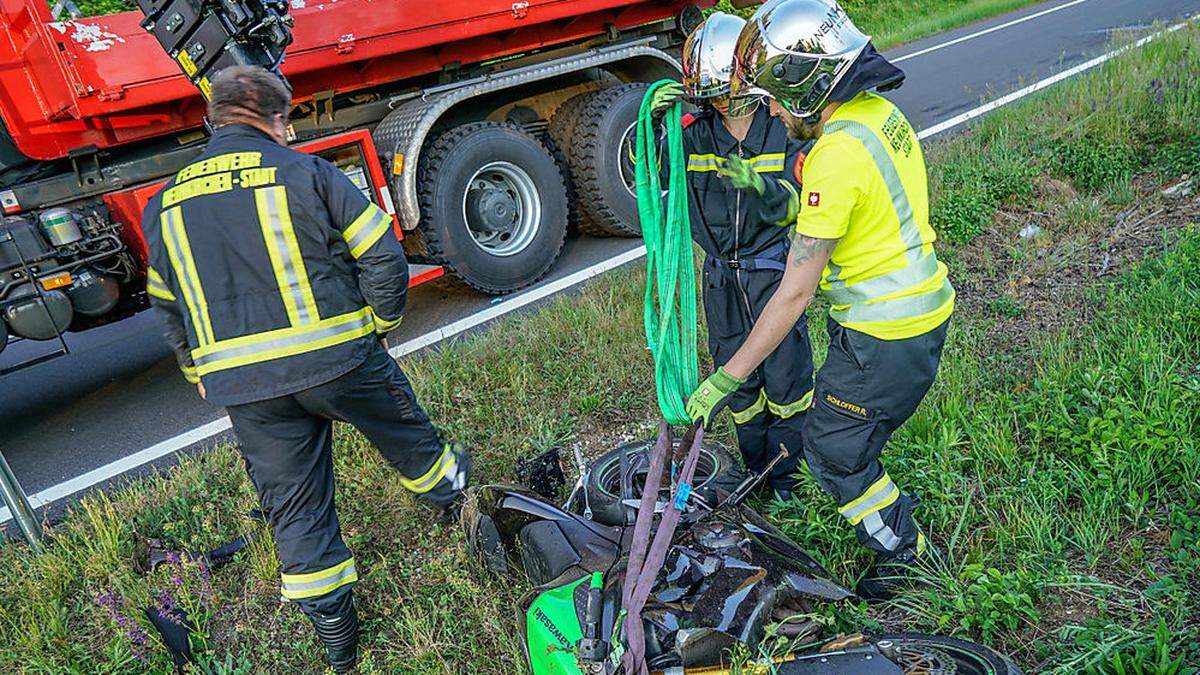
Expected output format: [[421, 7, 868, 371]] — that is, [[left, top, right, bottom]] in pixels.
[[546, 92, 593, 232], [568, 83, 649, 237], [581, 438, 746, 526], [417, 122, 568, 294]]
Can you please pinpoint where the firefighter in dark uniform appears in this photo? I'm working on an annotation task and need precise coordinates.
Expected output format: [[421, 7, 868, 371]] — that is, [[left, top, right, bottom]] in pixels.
[[142, 66, 469, 671], [652, 12, 813, 500], [688, 0, 953, 600]]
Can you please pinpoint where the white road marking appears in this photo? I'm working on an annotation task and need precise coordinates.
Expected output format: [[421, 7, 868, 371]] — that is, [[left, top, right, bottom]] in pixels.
[[2, 17, 1192, 526], [916, 20, 1190, 139], [893, 0, 1093, 63], [1, 418, 233, 524], [387, 245, 648, 357]]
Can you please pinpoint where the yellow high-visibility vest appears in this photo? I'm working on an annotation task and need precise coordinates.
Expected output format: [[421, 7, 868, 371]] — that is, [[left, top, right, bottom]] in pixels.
[[794, 92, 954, 340]]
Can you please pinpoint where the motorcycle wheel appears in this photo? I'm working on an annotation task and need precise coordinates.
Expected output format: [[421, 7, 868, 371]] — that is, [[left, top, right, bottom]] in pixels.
[[872, 633, 1024, 675], [581, 439, 746, 526]]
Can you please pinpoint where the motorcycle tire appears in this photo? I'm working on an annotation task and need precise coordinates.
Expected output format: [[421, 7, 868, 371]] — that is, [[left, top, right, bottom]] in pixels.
[[581, 438, 746, 527], [870, 633, 1024, 675]]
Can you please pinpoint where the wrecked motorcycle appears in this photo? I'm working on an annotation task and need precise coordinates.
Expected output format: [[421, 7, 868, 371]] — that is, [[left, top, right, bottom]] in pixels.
[[462, 429, 1022, 675]]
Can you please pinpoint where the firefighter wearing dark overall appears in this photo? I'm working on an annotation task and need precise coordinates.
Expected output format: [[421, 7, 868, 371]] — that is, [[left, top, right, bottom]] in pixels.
[[142, 67, 468, 672], [688, 0, 954, 600], [655, 13, 813, 498]]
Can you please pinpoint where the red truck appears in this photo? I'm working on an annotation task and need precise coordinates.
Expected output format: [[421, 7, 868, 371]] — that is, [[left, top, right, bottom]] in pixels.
[[0, 0, 710, 372]]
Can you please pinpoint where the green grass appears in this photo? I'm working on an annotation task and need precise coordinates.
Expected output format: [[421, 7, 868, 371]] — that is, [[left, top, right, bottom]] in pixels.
[[3, 19, 1200, 675], [712, 0, 1045, 50]]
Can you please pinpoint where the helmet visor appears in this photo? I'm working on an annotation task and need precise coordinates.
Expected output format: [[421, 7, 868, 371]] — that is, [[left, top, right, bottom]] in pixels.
[[681, 12, 747, 102], [732, 0, 870, 118]]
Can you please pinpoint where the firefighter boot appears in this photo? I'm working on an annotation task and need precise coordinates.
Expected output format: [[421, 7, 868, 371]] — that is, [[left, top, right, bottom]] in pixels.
[[305, 588, 359, 673], [855, 535, 944, 602], [422, 442, 471, 522]]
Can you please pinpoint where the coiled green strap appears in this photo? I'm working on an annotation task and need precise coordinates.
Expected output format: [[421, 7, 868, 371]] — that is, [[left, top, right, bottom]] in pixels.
[[635, 81, 697, 425]]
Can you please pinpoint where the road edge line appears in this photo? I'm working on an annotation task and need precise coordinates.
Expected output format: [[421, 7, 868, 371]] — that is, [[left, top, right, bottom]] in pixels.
[[387, 244, 648, 358], [917, 20, 1189, 139], [894, 0, 1092, 63]]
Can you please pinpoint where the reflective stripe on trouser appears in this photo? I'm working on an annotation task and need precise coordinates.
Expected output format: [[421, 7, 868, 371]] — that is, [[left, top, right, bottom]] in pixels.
[[400, 442, 458, 494], [226, 345, 444, 608], [731, 389, 767, 425], [802, 317, 948, 555], [766, 389, 813, 419], [281, 557, 358, 600], [839, 473, 903, 551], [703, 260, 814, 491]]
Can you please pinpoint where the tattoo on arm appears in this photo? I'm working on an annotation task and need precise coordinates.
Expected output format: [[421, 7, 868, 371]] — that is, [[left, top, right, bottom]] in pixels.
[[789, 233, 839, 268]]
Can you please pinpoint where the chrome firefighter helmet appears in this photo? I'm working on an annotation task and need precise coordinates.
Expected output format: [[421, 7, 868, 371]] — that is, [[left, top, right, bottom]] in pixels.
[[733, 0, 870, 122], [682, 12, 761, 117]]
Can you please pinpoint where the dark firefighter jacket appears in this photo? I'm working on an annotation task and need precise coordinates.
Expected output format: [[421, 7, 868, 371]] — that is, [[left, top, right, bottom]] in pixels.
[[142, 124, 407, 407], [675, 105, 809, 263]]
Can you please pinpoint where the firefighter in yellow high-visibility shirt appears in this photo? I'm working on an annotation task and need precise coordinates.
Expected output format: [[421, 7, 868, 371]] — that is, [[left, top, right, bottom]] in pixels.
[[686, 0, 954, 600]]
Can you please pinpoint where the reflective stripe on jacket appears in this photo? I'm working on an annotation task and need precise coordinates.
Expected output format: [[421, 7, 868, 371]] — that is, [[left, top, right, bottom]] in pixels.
[[793, 92, 953, 340], [142, 124, 409, 406]]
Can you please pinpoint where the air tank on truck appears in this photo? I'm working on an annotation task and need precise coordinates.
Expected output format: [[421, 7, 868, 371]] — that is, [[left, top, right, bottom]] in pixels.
[[0, 0, 713, 373]]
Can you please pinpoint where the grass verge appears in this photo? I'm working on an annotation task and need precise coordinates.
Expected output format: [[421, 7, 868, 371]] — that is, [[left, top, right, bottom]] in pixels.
[[2, 19, 1199, 675]]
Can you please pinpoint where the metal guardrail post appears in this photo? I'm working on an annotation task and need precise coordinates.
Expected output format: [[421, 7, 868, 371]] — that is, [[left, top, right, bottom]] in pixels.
[[0, 449, 42, 550]]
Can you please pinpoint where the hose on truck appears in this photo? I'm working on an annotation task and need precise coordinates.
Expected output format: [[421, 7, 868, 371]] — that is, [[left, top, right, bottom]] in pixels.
[[635, 80, 697, 426]]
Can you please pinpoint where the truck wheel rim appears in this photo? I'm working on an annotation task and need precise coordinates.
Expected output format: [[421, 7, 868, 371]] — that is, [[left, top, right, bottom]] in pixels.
[[462, 161, 541, 257], [618, 121, 638, 198]]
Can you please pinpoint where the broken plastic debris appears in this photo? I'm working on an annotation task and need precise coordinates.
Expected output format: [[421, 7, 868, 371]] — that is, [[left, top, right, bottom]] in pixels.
[[1161, 176, 1193, 196], [1019, 224, 1043, 239]]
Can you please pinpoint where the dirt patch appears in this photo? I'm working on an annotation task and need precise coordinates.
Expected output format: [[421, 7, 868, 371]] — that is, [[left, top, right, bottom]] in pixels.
[[951, 173, 1200, 360]]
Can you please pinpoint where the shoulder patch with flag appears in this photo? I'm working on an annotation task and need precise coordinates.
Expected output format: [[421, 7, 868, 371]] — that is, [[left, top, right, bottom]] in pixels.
[[807, 192, 820, 207]]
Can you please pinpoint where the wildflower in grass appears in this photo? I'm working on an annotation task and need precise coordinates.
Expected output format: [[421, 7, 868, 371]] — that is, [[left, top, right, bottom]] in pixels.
[[153, 552, 217, 653], [94, 588, 154, 663], [154, 588, 182, 625], [1147, 78, 1165, 106]]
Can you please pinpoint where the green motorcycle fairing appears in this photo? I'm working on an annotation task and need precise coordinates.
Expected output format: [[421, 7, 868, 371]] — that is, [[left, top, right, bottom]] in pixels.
[[525, 577, 587, 675]]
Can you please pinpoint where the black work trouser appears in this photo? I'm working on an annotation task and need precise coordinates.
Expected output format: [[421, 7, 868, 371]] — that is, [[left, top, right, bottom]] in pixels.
[[226, 345, 443, 613], [803, 317, 949, 557], [703, 259, 815, 490]]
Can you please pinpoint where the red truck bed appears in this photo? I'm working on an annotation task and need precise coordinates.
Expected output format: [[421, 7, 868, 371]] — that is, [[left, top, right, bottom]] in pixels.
[[0, 0, 695, 161]]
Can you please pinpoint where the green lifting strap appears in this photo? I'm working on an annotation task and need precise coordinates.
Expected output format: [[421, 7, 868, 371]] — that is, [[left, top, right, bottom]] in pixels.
[[635, 80, 697, 425]]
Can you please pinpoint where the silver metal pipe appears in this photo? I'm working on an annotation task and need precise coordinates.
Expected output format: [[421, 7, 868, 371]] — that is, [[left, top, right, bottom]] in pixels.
[[0, 449, 42, 550]]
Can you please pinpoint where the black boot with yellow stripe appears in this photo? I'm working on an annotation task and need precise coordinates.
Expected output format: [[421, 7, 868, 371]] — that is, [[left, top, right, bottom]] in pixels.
[[855, 532, 943, 602]]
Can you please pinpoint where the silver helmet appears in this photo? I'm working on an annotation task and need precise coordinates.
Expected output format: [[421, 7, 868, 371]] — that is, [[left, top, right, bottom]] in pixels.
[[733, 0, 870, 121], [682, 12, 746, 100]]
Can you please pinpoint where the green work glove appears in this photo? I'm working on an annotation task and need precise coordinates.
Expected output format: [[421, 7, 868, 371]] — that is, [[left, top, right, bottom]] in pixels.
[[717, 155, 765, 196], [650, 82, 686, 118], [686, 367, 746, 428]]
